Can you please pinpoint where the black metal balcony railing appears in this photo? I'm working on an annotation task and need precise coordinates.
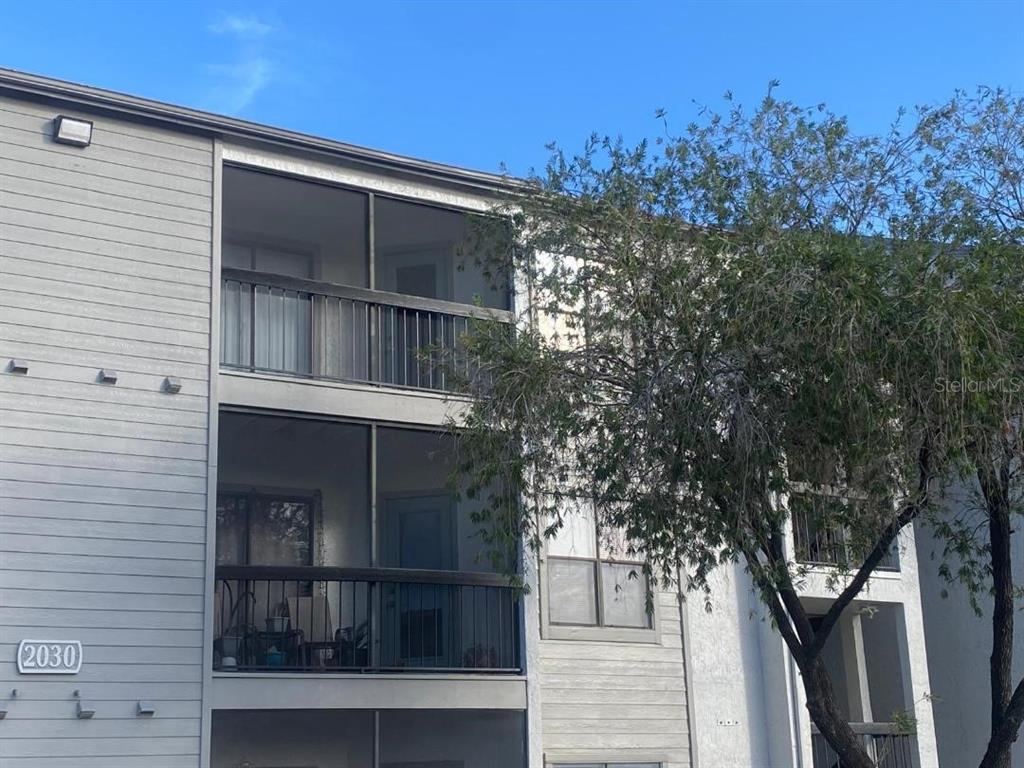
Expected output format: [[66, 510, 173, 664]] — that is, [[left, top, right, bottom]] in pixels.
[[811, 724, 917, 768], [213, 566, 521, 674], [220, 269, 512, 393], [791, 498, 900, 572]]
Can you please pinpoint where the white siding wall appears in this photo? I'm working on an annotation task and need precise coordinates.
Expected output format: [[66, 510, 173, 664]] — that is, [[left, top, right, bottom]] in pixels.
[[537, 586, 692, 768], [0, 93, 212, 767]]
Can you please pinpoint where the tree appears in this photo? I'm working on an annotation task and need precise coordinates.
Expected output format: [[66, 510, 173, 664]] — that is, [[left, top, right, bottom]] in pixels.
[[913, 89, 1024, 768], [454, 87, 1024, 767]]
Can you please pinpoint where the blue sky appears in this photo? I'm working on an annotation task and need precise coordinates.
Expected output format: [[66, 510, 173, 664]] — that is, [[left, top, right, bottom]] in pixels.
[[1, 1, 1021, 176]]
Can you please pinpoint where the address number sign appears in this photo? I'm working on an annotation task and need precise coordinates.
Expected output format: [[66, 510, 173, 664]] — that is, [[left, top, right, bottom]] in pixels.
[[17, 640, 83, 674]]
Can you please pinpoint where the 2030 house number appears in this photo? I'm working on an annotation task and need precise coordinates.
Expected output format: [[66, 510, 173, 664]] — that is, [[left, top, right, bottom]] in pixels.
[[17, 640, 83, 674]]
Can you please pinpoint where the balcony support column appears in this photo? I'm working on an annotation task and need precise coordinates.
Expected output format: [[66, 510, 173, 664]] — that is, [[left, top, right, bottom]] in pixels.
[[840, 612, 874, 723]]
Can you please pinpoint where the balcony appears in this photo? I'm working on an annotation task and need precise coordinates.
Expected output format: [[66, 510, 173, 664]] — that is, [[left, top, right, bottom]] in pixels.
[[807, 603, 920, 768], [220, 269, 509, 393], [791, 493, 900, 571], [810, 724, 918, 768], [214, 565, 520, 673], [219, 165, 512, 394], [211, 709, 527, 768], [214, 411, 519, 676]]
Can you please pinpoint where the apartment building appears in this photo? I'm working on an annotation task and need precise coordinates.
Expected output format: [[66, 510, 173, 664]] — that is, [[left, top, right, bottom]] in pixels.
[[0, 68, 939, 768]]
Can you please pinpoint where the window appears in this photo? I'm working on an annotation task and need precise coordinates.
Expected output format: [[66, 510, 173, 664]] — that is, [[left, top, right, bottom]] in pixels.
[[215, 489, 315, 566], [546, 504, 651, 630], [550, 763, 662, 768]]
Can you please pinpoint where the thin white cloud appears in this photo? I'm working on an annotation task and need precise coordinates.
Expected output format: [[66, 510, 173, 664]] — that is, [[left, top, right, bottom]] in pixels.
[[202, 13, 276, 114], [209, 15, 273, 38], [205, 58, 272, 114]]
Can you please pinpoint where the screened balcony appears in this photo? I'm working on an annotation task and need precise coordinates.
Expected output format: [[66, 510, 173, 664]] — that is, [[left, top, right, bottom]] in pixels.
[[808, 603, 920, 768], [212, 709, 526, 768], [220, 166, 512, 393], [213, 411, 520, 675], [791, 493, 900, 572]]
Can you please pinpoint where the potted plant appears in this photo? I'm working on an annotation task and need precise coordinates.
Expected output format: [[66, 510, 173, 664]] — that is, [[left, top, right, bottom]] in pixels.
[[217, 587, 256, 669], [266, 601, 290, 634], [336, 621, 370, 668]]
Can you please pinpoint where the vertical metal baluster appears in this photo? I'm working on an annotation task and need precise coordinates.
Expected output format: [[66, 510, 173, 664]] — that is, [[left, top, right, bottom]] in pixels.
[[402, 308, 409, 386], [435, 583, 442, 669], [400, 582, 407, 668], [464, 318, 471, 384], [414, 311, 421, 389], [391, 307, 397, 386], [249, 282, 257, 372], [428, 313, 435, 389], [305, 290, 313, 376], [349, 300, 355, 380], [418, 582, 425, 666], [439, 314, 446, 391], [497, 586, 505, 667], [451, 584, 457, 669]]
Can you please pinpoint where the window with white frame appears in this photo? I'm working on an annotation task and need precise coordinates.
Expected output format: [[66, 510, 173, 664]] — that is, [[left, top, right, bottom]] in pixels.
[[550, 762, 662, 768], [546, 502, 652, 630]]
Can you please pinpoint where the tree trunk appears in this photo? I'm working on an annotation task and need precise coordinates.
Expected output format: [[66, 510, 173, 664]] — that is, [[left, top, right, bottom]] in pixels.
[[801, 655, 877, 768], [988, 505, 1013, 768], [977, 451, 1014, 768], [980, 678, 1024, 768]]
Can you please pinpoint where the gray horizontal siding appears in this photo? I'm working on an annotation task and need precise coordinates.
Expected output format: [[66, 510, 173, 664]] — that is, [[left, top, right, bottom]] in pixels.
[[539, 587, 691, 768], [1, 550, 206, 578], [1, 219, 211, 270], [1, 425, 209, 460], [0, 515, 206, 543], [0, 323, 209, 365], [0, 697, 200, 719], [0, 138, 211, 195], [0, 756, 198, 768], [0, 93, 211, 766], [0, 171, 211, 225], [1, 570, 204, 595], [0, 101, 214, 155], [1, 238, 211, 286]]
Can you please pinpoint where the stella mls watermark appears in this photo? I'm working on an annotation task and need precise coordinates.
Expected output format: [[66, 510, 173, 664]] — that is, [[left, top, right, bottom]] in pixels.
[[934, 377, 1024, 394]]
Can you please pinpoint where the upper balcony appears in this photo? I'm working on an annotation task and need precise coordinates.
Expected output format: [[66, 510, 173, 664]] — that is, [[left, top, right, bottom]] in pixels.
[[219, 165, 512, 395], [791, 492, 900, 573]]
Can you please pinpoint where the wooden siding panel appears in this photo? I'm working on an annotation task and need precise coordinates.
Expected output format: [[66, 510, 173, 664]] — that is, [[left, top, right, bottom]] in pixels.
[[3, 189, 210, 241], [0, 323, 210, 365], [0, 238, 210, 287], [0, 171, 211, 225], [1, 220, 211, 270], [0, 515, 205, 544], [539, 586, 691, 766], [1, 271, 210, 318], [0, 425, 207, 461], [0, 99, 212, 154], [0, 95, 212, 766], [0, 340, 210, 381], [0, 155, 210, 212], [0, 196, 211, 250], [0, 140, 210, 196], [0, 569, 204, 595]]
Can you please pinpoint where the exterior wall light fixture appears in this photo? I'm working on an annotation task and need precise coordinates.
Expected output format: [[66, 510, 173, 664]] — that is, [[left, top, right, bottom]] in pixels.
[[73, 690, 95, 719], [53, 115, 93, 147]]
